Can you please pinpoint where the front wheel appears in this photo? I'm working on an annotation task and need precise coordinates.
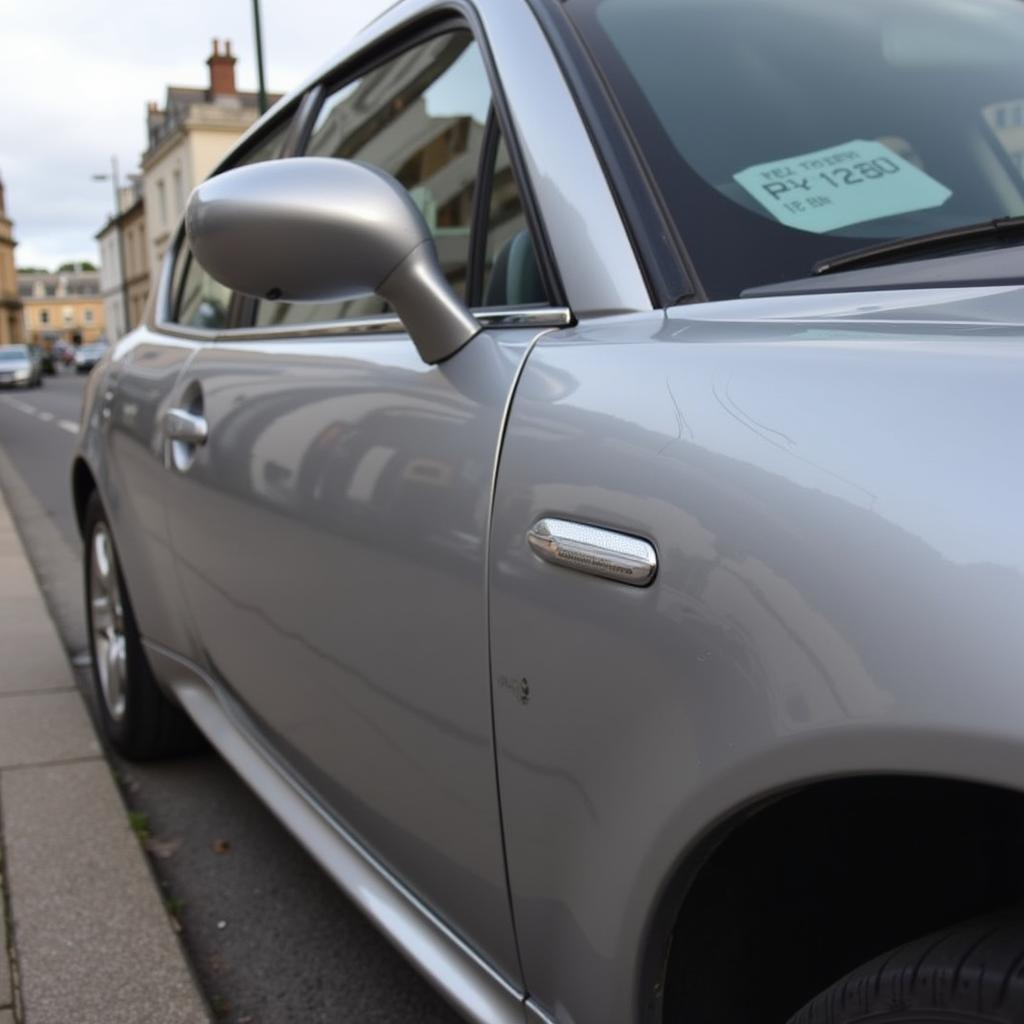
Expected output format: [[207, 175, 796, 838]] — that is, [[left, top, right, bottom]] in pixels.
[[788, 913, 1024, 1024], [84, 492, 200, 759]]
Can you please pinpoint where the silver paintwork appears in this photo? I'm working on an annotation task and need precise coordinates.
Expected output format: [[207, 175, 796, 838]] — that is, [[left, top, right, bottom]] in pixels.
[[89, 523, 128, 722], [186, 158, 480, 363], [488, 285, 1024, 1022], [526, 517, 657, 586], [158, 325, 545, 989], [70, 2, 1024, 1023], [143, 640, 526, 1024]]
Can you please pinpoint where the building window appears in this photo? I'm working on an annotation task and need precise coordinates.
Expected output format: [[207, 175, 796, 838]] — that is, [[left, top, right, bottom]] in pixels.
[[85, 309, 94, 323], [173, 168, 184, 216], [39, 310, 49, 325], [63, 307, 73, 325], [157, 179, 168, 227]]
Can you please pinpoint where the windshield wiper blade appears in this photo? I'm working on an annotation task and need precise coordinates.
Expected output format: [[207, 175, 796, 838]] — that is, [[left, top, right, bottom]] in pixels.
[[813, 216, 1024, 276]]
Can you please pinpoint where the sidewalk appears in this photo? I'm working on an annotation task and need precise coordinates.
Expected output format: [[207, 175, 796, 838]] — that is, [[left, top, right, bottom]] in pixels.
[[0, 489, 209, 1024]]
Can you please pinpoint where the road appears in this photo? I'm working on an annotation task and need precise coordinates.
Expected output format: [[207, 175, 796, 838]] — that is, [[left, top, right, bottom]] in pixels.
[[0, 371, 462, 1024]]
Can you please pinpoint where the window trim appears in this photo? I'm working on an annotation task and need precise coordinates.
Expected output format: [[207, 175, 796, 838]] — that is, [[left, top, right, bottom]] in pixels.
[[154, 305, 572, 344], [466, 105, 501, 308]]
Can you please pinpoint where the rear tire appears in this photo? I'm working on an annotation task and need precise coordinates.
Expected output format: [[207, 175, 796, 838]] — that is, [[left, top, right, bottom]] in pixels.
[[84, 491, 200, 759], [787, 913, 1024, 1024]]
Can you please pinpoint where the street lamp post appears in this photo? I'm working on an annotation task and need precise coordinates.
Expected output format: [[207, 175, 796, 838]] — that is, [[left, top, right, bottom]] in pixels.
[[252, 0, 268, 115], [92, 156, 131, 340]]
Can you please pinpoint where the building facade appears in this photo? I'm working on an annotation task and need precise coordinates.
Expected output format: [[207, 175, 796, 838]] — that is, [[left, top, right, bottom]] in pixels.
[[0, 175, 25, 346], [96, 204, 125, 340], [96, 180, 149, 338], [19, 268, 104, 347], [141, 40, 278, 291], [121, 198, 149, 328]]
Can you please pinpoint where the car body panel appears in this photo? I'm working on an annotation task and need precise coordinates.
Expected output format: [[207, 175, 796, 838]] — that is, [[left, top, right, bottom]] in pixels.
[[142, 640, 527, 1024], [160, 326, 554, 984], [93, 333, 202, 657], [488, 286, 1024, 1022]]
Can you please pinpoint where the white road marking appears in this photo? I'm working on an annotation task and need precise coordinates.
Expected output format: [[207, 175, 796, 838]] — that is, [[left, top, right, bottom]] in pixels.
[[3, 397, 36, 414], [3, 397, 79, 436]]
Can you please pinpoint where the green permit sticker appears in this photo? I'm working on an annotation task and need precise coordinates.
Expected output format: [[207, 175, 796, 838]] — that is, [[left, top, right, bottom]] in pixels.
[[733, 140, 952, 234]]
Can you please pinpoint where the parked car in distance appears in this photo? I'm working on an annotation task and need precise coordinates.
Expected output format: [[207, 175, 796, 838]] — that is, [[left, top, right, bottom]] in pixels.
[[72, 1, 1024, 1022], [74, 340, 108, 374], [0, 344, 42, 388]]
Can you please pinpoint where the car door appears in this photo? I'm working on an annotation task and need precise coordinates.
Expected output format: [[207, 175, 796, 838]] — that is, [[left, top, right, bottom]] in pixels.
[[160, 24, 565, 983], [99, 105, 302, 660]]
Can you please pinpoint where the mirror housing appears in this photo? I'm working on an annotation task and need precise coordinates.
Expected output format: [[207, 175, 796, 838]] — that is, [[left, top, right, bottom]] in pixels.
[[185, 157, 481, 364]]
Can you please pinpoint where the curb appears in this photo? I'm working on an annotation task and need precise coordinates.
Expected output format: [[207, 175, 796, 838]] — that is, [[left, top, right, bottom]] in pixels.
[[0, 487, 210, 1024]]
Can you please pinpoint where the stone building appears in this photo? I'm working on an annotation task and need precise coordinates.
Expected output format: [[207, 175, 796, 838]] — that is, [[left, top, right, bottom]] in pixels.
[[141, 40, 279, 290], [0, 175, 25, 346], [96, 179, 149, 338], [19, 268, 104, 347]]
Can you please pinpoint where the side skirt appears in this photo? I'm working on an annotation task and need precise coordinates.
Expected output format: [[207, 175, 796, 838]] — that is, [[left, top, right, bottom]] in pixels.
[[143, 639, 528, 1024]]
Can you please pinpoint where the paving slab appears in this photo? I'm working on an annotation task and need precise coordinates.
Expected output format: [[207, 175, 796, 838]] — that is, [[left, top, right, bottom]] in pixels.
[[0, 691, 99, 768], [0, 632, 76, 695], [3, 759, 209, 1024]]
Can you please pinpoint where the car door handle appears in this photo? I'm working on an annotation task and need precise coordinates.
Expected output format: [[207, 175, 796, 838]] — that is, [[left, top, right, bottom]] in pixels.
[[527, 517, 657, 587], [165, 408, 208, 445]]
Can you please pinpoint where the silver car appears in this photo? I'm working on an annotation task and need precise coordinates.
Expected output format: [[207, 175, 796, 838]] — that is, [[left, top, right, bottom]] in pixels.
[[74, 1, 1024, 1021], [0, 344, 42, 388]]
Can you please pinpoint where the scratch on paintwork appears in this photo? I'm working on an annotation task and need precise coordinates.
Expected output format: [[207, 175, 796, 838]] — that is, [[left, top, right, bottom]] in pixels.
[[658, 379, 693, 453], [712, 374, 879, 508]]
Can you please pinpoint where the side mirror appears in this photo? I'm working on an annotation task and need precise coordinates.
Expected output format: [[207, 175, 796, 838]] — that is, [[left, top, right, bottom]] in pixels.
[[185, 157, 481, 364]]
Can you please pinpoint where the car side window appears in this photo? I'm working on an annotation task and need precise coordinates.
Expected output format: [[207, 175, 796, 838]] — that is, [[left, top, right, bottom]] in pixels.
[[481, 135, 547, 307], [169, 114, 293, 328], [256, 30, 539, 328]]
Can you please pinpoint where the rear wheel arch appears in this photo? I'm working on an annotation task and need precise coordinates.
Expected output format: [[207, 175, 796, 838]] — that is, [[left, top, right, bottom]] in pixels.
[[646, 775, 1024, 1024]]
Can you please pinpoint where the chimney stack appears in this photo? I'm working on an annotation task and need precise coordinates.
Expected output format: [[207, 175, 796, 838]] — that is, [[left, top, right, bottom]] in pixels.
[[207, 38, 237, 98]]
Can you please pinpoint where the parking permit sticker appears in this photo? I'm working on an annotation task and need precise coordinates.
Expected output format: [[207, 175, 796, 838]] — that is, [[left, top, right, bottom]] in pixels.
[[733, 140, 951, 233]]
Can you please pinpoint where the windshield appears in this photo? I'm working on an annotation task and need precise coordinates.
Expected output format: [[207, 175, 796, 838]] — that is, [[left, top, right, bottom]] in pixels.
[[0, 346, 29, 361], [566, 0, 1024, 298]]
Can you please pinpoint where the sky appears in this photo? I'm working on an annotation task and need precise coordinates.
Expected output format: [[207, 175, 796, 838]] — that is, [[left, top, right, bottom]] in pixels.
[[0, 0, 392, 269]]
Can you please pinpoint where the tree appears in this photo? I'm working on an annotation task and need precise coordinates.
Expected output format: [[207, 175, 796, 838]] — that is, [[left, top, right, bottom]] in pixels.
[[57, 260, 97, 272]]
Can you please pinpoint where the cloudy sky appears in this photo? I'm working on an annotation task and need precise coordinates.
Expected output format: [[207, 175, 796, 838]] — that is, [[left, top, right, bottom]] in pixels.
[[0, 0, 392, 269]]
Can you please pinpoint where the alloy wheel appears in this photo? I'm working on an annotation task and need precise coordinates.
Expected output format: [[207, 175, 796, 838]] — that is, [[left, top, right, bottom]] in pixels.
[[89, 523, 128, 722]]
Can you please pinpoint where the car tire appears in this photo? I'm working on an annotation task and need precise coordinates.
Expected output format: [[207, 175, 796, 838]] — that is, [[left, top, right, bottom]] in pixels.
[[787, 913, 1024, 1024], [84, 491, 201, 759]]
